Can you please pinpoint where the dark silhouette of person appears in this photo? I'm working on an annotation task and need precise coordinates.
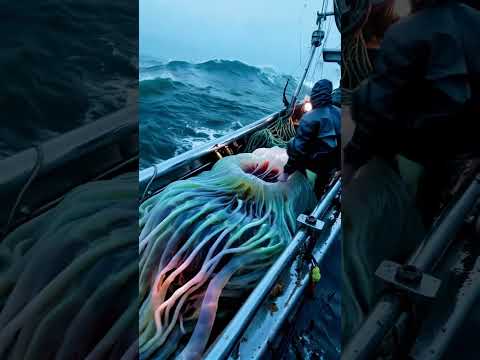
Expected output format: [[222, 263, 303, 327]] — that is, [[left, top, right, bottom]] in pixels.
[[279, 79, 341, 196], [343, 0, 480, 217]]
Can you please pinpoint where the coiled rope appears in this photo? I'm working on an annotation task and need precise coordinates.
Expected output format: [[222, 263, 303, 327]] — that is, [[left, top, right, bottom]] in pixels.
[[337, 0, 399, 103], [336, 0, 373, 103], [244, 116, 296, 152]]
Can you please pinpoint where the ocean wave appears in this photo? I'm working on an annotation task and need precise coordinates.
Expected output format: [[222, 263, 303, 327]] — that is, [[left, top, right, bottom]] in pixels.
[[139, 58, 295, 169], [140, 59, 294, 89], [2, 0, 137, 158], [140, 77, 182, 95]]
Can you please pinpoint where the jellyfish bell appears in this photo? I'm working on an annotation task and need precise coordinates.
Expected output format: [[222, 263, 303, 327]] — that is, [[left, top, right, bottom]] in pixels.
[[252, 146, 289, 167], [240, 147, 290, 182], [139, 147, 316, 359]]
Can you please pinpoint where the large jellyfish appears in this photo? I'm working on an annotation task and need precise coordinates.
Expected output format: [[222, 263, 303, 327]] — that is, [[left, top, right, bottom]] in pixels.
[[0, 174, 138, 360], [341, 158, 425, 342], [139, 147, 316, 359]]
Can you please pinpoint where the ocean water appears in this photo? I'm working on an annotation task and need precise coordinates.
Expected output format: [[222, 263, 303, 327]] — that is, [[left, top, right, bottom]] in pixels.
[[139, 57, 301, 170], [1, 0, 137, 159]]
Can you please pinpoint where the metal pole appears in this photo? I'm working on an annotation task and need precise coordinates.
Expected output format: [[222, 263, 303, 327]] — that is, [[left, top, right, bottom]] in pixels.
[[410, 257, 480, 359], [288, 46, 318, 113], [206, 179, 341, 360], [250, 218, 341, 360], [341, 295, 404, 360], [409, 174, 480, 272], [342, 175, 480, 360], [288, 12, 334, 114]]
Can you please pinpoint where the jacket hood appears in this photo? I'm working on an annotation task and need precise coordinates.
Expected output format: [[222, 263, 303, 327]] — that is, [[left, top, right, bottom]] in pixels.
[[311, 79, 333, 107]]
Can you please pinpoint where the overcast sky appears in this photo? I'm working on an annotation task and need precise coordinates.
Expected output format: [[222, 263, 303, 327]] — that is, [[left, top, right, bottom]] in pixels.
[[140, 0, 340, 84]]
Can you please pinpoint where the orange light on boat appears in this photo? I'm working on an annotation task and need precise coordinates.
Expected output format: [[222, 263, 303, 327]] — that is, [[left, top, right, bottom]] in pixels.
[[303, 101, 313, 112]]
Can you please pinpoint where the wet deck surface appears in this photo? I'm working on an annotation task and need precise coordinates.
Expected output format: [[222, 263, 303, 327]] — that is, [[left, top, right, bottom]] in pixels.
[[279, 233, 341, 360]]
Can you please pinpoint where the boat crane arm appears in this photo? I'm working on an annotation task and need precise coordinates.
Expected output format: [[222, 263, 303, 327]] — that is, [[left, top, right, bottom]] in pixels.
[[287, 11, 335, 115]]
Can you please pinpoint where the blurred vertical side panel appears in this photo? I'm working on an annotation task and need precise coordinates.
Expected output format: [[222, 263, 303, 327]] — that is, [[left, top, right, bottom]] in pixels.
[[340, 0, 480, 359], [0, 1, 139, 359]]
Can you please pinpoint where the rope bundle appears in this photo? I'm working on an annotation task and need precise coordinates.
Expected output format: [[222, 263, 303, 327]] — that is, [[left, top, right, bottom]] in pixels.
[[337, 0, 373, 99], [336, 0, 398, 101], [244, 116, 296, 153]]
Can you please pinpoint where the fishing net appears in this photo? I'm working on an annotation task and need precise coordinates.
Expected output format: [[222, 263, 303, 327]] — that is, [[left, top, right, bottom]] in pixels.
[[338, 0, 398, 103], [341, 33, 372, 100], [244, 116, 296, 153], [341, 159, 425, 343], [336, 0, 371, 101], [139, 147, 316, 359], [0, 173, 138, 360]]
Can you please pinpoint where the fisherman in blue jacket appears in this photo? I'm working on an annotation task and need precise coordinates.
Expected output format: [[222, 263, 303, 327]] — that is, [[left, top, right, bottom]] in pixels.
[[279, 79, 341, 196]]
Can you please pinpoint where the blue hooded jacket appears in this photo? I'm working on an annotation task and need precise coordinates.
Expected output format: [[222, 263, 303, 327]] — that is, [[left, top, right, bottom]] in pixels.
[[284, 79, 341, 175]]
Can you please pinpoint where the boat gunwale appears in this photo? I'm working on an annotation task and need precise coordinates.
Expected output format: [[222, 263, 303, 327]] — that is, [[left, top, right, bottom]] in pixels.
[[139, 109, 285, 193]]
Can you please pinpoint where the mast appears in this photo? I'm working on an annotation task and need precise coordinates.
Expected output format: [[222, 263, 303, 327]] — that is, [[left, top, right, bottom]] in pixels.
[[288, 11, 334, 114]]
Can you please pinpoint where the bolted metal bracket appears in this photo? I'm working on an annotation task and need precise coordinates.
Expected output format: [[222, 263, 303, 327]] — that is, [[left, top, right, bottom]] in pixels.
[[311, 29, 325, 47], [213, 145, 234, 160], [376, 261, 442, 300], [297, 214, 325, 234]]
